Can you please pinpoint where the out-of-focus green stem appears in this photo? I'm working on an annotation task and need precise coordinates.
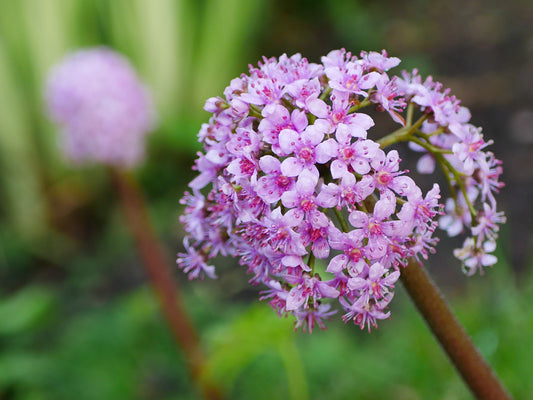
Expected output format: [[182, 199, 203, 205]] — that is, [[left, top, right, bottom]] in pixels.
[[401, 258, 513, 400], [108, 168, 224, 400], [279, 339, 309, 400]]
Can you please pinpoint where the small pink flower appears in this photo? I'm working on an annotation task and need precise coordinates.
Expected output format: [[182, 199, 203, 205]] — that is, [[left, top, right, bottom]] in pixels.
[[177, 238, 217, 280], [454, 238, 498, 276], [285, 274, 340, 311]]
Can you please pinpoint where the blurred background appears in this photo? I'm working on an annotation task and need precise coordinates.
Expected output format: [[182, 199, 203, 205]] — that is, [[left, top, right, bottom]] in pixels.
[[0, 0, 532, 399]]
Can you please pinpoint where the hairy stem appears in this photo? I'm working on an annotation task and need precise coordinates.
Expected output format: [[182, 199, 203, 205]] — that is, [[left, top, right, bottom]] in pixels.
[[401, 258, 512, 400], [108, 168, 223, 400]]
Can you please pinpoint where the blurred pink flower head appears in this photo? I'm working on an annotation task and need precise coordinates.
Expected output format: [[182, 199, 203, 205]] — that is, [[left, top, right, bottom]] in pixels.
[[45, 47, 157, 167]]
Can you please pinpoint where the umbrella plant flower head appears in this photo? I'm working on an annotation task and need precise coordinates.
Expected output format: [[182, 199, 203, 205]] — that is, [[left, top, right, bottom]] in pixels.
[[178, 49, 505, 332], [45, 47, 156, 167]]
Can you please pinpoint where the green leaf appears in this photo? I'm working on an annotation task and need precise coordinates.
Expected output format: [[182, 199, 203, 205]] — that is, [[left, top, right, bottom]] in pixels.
[[0, 352, 51, 386], [0, 286, 55, 336], [190, 0, 266, 113]]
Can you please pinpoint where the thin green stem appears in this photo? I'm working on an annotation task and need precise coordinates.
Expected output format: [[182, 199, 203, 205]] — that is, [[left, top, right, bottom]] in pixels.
[[249, 104, 263, 119], [407, 136, 476, 218], [334, 208, 349, 233], [377, 114, 429, 148], [319, 86, 332, 101], [358, 201, 369, 214], [425, 126, 446, 138], [439, 156, 477, 219], [307, 252, 316, 273], [411, 134, 453, 154], [281, 97, 295, 111], [438, 156, 458, 202], [395, 133, 472, 217], [348, 97, 372, 113], [406, 103, 414, 126]]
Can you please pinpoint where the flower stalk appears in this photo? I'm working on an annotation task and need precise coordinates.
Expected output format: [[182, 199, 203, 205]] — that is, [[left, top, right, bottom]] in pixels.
[[109, 168, 223, 400], [45, 47, 224, 399], [401, 257, 512, 400], [377, 112, 428, 148]]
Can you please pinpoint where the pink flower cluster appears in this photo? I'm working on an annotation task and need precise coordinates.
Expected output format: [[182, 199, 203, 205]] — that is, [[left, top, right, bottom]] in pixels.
[[178, 49, 505, 332], [398, 70, 506, 275], [45, 47, 156, 167]]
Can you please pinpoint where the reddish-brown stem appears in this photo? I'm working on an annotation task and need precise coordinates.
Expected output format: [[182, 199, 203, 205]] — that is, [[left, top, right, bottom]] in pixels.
[[401, 257, 512, 400], [108, 168, 223, 400]]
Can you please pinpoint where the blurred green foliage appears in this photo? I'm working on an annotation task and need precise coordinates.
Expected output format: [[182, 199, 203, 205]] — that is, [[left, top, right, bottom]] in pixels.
[[0, 0, 266, 242], [0, 0, 528, 399], [0, 256, 531, 399]]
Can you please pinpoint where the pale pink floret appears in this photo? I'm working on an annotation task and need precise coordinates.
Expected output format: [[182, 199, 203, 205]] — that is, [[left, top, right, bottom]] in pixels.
[[293, 304, 337, 333], [347, 262, 400, 301], [260, 207, 307, 256], [340, 295, 392, 332], [370, 149, 404, 193], [369, 75, 407, 125], [359, 50, 401, 73], [281, 170, 319, 217], [317, 173, 375, 211], [326, 228, 367, 278], [321, 48, 354, 69], [316, 124, 380, 179], [397, 183, 442, 229], [259, 104, 308, 151], [439, 190, 476, 237], [177, 238, 217, 280], [471, 202, 506, 244], [278, 124, 326, 177], [255, 155, 295, 203], [325, 60, 381, 96], [284, 77, 322, 110], [308, 92, 375, 136], [454, 238, 497, 276], [451, 124, 493, 176], [348, 190, 398, 259], [285, 274, 340, 311]]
